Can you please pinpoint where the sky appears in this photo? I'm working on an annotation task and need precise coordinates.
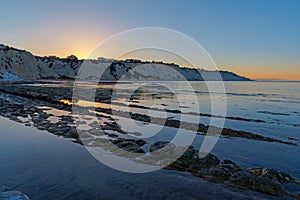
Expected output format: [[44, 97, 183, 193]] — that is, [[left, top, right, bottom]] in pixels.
[[0, 0, 299, 80]]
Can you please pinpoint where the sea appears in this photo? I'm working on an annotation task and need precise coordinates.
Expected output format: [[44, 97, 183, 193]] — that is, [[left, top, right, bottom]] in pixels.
[[0, 81, 299, 199]]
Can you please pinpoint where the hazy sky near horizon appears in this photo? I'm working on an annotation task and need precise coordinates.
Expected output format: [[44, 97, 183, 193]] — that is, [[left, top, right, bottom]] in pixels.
[[0, 0, 299, 80]]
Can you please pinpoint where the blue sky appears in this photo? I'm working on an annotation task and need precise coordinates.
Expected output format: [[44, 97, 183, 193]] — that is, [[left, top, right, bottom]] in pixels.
[[0, 0, 299, 79]]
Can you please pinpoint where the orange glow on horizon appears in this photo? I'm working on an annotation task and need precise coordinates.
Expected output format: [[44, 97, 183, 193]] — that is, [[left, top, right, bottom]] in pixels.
[[244, 73, 300, 81], [219, 67, 300, 81]]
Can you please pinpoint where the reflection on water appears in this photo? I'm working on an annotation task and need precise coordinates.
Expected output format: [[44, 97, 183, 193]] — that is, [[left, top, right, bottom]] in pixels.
[[60, 99, 112, 109]]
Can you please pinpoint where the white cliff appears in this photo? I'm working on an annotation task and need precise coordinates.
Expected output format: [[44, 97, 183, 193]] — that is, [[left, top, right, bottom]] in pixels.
[[0, 44, 251, 81]]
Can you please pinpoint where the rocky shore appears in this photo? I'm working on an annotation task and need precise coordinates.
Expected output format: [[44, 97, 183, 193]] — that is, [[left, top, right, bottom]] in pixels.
[[0, 83, 296, 145], [0, 82, 299, 199], [153, 142, 300, 198]]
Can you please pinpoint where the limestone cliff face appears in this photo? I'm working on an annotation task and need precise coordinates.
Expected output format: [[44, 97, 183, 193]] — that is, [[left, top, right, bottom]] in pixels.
[[0, 44, 42, 79], [0, 44, 80, 80], [0, 44, 251, 81]]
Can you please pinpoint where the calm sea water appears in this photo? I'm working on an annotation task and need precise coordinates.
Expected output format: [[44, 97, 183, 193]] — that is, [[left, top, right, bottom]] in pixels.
[[0, 81, 299, 200], [108, 81, 300, 143]]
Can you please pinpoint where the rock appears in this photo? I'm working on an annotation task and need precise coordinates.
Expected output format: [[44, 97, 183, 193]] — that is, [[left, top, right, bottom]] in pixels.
[[130, 113, 151, 123], [135, 139, 147, 147], [112, 139, 145, 153], [90, 138, 111, 147], [150, 141, 184, 159], [219, 159, 243, 173], [229, 172, 286, 196], [188, 163, 204, 174], [180, 146, 198, 160], [64, 128, 78, 139], [247, 167, 296, 184], [106, 132, 118, 138], [195, 153, 220, 168], [149, 141, 169, 152], [102, 122, 127, 134], [150, 142, 220, 175], [88, 128, 104, 136], [150, 143, 222, 183], [168, 159, 190, 171], [208, 167, 231, 183], [78, 131, 92, 139]]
